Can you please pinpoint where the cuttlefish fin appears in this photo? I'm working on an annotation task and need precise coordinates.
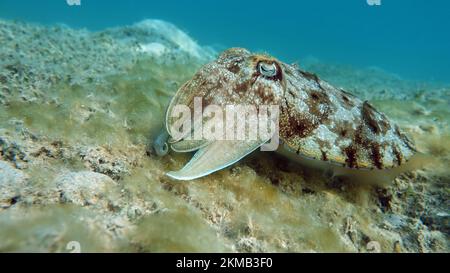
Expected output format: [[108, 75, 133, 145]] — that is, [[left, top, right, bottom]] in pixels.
[[166, 140, 265, 181]]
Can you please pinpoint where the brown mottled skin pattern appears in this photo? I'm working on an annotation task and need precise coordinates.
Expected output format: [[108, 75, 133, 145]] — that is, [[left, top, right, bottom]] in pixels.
[[166, 48, 416, 170]]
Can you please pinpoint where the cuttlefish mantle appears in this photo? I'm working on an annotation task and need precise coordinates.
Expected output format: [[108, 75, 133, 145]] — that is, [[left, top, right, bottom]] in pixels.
[[154, 48, 416, 181]]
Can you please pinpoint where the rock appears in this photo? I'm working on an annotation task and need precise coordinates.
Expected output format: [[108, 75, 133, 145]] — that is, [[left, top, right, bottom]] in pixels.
[[55, 171, 121, 211], [0, 161, 28, 209], [0, 135, 29, 168], [77, 146, 130, 180], [421, 212, 450, 234], [103, 19, 214, 62], [384, 214, 409, 229], [0, 206, 120, 252]]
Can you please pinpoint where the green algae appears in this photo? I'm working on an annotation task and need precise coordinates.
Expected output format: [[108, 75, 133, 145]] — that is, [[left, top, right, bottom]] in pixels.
[[1, 53, 204, 147], [0, 206, 122, 252], [131, 208, 230, 252]]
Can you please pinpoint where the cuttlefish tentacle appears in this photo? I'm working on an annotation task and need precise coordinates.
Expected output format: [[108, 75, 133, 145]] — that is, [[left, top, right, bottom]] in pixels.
[[166, 139, 268, 180], [153, 130, 169, 157], [170, 139, 211, 153]]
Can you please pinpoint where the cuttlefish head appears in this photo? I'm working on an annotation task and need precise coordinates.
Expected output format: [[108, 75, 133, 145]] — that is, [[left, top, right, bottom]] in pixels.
[[166, 47, 285, 121], [162, 48, 287, 180]]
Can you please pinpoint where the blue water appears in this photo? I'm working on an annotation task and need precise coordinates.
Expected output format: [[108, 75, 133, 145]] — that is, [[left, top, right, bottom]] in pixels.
[[1, 0, 449, 83]]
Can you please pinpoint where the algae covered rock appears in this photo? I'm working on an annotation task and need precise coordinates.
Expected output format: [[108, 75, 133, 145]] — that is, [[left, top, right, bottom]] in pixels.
[[0, 206, 121, 252], [102, 19, 215, 62], [0, 160, 28, 209], [131, 208, 230, 252], [55, 171, 121, 211]]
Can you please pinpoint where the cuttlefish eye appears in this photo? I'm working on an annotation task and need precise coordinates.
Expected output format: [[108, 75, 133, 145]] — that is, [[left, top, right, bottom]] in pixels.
[[258, 62, 278, 78]]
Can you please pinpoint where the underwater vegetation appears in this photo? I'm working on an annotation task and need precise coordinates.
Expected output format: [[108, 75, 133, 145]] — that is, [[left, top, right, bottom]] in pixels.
[[0, 19, 448, 252]]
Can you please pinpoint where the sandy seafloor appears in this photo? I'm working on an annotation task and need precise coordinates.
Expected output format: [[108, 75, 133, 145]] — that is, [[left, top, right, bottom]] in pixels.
[[0, 19, 448, 253]]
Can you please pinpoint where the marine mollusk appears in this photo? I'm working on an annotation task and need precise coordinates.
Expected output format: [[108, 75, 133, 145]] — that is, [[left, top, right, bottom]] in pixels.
[[159, 48, 416, 180]]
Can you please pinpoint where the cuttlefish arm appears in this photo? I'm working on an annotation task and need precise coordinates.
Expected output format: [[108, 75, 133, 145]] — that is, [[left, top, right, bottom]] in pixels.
[[153, 130, 170, 157], [170, 139, 211, 153], [167, 139, 266, 180]]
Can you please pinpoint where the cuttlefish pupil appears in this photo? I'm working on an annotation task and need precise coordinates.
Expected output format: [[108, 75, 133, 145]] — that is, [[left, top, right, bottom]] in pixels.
[[258, 61, 278, 78], [158, 47, 416, 181]]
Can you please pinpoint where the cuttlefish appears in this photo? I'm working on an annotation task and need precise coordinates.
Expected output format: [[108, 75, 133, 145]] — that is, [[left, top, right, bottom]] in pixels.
[[154, 48, 416, 181]]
